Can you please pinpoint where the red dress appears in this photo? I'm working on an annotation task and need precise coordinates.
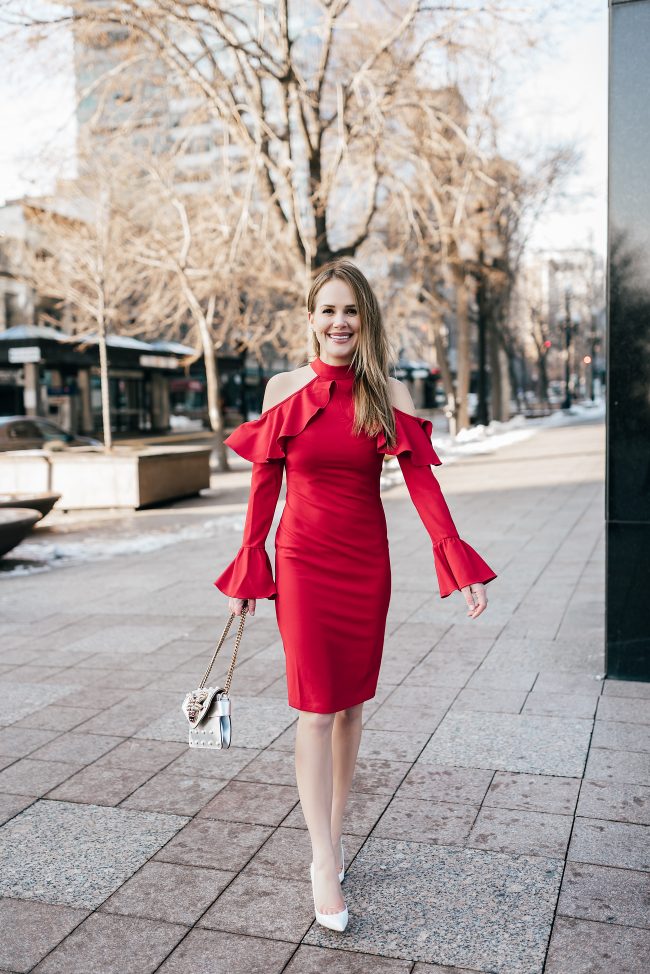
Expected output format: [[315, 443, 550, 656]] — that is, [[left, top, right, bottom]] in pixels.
[[214, 356, 496, 713]]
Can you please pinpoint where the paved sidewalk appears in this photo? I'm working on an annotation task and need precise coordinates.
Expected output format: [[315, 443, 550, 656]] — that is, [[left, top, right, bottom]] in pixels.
[[0, 419, 648, 974]]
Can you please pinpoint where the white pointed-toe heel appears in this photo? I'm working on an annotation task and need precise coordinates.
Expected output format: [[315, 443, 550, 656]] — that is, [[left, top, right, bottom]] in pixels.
[[310, 861, 348, 932], [310, 838, 345, 883]]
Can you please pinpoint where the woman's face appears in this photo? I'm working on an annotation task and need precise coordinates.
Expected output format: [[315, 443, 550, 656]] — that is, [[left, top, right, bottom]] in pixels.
[[309, 278, 360, 363]]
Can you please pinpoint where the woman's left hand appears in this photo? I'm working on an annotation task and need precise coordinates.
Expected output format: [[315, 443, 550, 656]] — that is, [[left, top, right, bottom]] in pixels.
[[461, 583, 488, 619]]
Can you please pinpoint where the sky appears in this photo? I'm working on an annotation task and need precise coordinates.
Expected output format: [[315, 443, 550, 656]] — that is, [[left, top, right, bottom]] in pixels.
[[0, 1, 608, 257]]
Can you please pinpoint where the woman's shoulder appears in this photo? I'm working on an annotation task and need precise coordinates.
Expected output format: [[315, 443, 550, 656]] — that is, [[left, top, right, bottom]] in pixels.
[[387, 376, 417, 415], [263, 365, 316, 412]]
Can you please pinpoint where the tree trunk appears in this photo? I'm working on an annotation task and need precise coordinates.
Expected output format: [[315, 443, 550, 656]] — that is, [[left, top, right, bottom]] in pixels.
[[488, 319, 510, 422], [98, 318, 112, 451], [196, 315, 229, 472], [455, 271, 471, 431]]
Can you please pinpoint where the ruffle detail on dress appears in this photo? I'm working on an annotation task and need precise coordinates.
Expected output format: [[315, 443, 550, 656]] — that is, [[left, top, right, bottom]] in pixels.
[[377, 408, 442, 466], [433, 536, 497, 598], [213, 545, 277, 600], [223, 378, 334, 462]]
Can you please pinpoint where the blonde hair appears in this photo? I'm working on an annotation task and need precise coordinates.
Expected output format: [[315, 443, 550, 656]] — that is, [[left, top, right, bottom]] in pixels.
[[307, 259, 397, 449]]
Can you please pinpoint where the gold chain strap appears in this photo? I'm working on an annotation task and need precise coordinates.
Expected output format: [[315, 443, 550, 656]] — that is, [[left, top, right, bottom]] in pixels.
[[199, 601, 248, 695]]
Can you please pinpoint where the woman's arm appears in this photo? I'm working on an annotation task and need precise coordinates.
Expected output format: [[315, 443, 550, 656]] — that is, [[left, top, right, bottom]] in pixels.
[[214, 373, 292, 615], [389, 379, 496, 608]]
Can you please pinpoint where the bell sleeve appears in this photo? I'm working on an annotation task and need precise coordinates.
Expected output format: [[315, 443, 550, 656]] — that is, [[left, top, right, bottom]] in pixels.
[[382, 409, 496, 599], [213, 459, 284, 600]]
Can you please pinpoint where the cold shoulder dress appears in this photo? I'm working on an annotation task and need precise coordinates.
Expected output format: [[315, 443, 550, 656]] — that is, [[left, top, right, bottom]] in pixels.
[[214, 355, 496, 713]]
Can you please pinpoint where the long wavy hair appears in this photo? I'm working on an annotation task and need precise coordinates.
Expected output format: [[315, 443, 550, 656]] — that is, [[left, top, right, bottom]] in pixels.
[[307, 259, 397, 449]]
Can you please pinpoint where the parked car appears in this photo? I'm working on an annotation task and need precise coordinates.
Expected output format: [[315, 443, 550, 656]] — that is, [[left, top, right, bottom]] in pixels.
[[0, 417, 101, 451]]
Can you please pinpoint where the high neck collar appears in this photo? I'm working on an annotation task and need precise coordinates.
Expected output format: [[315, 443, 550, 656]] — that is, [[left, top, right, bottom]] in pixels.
[[310, 355, 356, 379]]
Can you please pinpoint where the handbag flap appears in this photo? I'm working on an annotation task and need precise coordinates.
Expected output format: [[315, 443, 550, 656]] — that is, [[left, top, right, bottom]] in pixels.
[[182, 686, 225, 726]]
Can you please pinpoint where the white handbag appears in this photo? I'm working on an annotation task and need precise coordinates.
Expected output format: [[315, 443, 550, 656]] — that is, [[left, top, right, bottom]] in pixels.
[[181, 601, 248, 749]]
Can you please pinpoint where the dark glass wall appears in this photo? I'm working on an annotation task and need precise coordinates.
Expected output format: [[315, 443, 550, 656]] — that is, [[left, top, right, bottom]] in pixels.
[[607, 0, 650, 680]]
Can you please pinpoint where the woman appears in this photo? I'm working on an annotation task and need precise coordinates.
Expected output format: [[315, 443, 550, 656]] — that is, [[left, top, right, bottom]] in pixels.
[[215, 259, 496, 933]]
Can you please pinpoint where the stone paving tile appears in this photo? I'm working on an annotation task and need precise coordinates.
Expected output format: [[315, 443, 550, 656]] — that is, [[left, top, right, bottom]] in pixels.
[[284, 944, 414, 972], [420, 711, 592, 776], [0, 897, 89, 974], [13, 704, 98, 732], [93, 738, 187, 772], [412, 965, 483, 974], [602, 679, 650, 700], [0, 682, 82, 726], [198, 871, 315, 942], [450, 689, 527, 714], [484, 638, 603, 675], [0, 800, 188, 907], [0, 758, 79, 797], [363, 704, 446, 733], [283, 790, 392, 837], [401, 660, 479, 689], [53, 666, 153, 690], [245, 826, 366, 882], [532, 672, 605, 695], [100, 861, 234, 925], [75, 690, 181, 737], [466, 806, 573, 859], [521, 691, 598, 719], [29, 731, 124, 769], [375, 684, 461, 711], [357, 729, 431, 763], [157, 928, 295, 974], [591, 720, 650, 752], [134, 696, 296, 750], [32, 912, 188, 974], [47, 764, 159, 806], [464, 669, 539, 692], [197, 779, 298, 826], [373, 796, 478, 845], [0, 793, 34, 825], [1, 665, 72, 683], [266, 722, 298, 750], [154, 817, 273, 871], [483, 771, 580, 815], [304, 837, 562, 973], [347, 757, 411, 796], [544, 916, 650, 974], [596, 695, 650, 724], [397, 764, 494, 805], [165, 744, 260, 780], [568, 817, 650, 871], [558, 862, 650, 928], [576, 779, 650, 825], [234, 747, 298, 786], [584, 747, 650, 786], [0, 726, 62, 758], [120, 771, 230, 817], [60, 623, 189, 656], [53, 685, 129, 710]]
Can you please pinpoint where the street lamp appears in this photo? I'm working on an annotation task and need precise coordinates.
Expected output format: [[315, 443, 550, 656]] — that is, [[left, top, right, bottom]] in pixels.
[[560, 288, 580, 410]]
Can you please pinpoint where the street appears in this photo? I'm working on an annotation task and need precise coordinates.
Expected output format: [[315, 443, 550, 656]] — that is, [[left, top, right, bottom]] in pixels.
[[1, 417, 648, 974]]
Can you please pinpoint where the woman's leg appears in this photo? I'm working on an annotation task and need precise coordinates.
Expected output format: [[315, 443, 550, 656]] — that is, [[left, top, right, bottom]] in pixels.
[[331, 702, 364, 869], [295, 709, 345, 913]]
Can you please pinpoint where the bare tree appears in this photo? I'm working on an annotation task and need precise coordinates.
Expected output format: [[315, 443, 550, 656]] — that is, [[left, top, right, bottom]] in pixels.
[[15, 169, 146, 449]]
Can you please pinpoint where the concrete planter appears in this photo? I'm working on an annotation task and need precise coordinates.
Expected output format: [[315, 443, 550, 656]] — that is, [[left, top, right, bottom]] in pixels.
[[0, 447, 211, 510]]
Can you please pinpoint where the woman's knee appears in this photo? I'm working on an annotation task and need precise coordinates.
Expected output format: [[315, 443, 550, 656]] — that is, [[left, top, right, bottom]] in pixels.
[[298, 710, 336, 733], [336, 702, 364, 722]]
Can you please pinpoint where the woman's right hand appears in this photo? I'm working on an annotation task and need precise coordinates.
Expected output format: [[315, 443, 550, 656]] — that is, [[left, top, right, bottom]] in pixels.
[[229, 597, 255, 617]]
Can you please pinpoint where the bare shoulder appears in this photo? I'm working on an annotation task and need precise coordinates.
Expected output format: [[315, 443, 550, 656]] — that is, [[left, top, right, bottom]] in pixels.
[[388, 377, 417, 416], [262, 365, 316, 413]]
